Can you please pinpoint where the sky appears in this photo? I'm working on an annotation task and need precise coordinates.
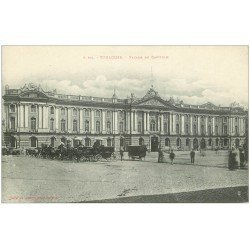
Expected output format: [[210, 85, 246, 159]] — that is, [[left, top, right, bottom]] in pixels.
[[2, 46, 248, 107]]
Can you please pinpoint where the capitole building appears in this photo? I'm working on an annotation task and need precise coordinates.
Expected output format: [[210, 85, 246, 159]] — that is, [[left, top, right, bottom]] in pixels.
[[2, 82, 247, 152]]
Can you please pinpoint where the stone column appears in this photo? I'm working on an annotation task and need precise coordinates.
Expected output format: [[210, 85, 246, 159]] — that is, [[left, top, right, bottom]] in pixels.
[[146, 112, 149, 131], [205, 116, 208, 135], [38, 105, 43, 128], [161, 114, 164, 134], [181, 115, 185, 135], [24, 104, 29, 128], [114, 111, 118, 133], [20, 104, 24, 128], [102, 110, 106, 133], [212, 117, 215, 135], [197, 116, 200, 135], [131, 110, 134, 133], [79, 109, 83, 132], [190, 115, 193, 135], [143, 112, 147, 132], [172, 113, 176, 134], [134, 111, 137, 132], [91, 109, 95, 133], [55, 107, 59, 131]]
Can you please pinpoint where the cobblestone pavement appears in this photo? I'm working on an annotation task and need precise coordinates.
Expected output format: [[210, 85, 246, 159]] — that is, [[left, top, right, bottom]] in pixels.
[[1, 151, 248, 202]]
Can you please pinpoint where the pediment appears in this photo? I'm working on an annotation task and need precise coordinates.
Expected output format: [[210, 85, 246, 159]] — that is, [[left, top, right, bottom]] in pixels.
[[19, 90, 49, 99], [135, 97, 174, 108]]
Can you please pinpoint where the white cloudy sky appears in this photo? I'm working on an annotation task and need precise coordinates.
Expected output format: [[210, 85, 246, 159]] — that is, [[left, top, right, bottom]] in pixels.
[[2, 46, 248, 107]]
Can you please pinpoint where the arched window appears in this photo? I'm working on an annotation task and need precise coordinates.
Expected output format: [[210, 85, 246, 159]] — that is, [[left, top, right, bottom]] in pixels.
[[165, 138, 170, 147], [61, 108, 65, 115], [164, 122, 168, 133], [150, 120, 156, 131], [208, 138, 212, 146], [31, 105, 36, 113], [119, 122, 124, 133], [50, 118, 54, 131], [177, 138, 181, 147], [31, 117, 36, 130], [193, 124, 197, 135], [139, 137, 144, 145], [95, 110, 101, 117], [10, 104, 16, 113], [96, 121, 100, 133], [50, 137, 56, 147], [186, 138, 190, 146], [106, 121, 111, 133], [185, 124, 189, 134], [61, 119, 66, 132], [85, 120, 89, 132], [73, 108, 77, 116], [107, 138, 112, 147], [10, 117, 15, 130], [73, 119, 78, 132], [50, 106, 54, 114], [137, 121, 142, 133], [176, 124, 179, 134], [30, 137, 38, 147], [85, 137, 91, 147]]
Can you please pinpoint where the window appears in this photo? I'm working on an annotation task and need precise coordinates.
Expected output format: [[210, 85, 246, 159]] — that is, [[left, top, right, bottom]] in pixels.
[[73, 119, 78, 132], [10, 117, 15, 130], [10, 104, 15, 113], [215, 117, 218, 122], [85, 109, 90, 117], [177, 138, 181, 147], [185, 124, 189, 134], [31, 105, 36, 113], [10, 136, 16, 148], [95, 110, 101, 117], [224, 117, 227, 122], [176, 124, 179, 134], [215, 125, 218, 136], [139, 137, 144, 146], [30, 137, 37, 147], [176, 114, 179, 120], [107, 138, 112, 147], [224, 138, 228, 147], [201, 117, 204, 122], [193, 124, 197, 135], [119, 122, 124, 133], [73, 108, 77, 116], [96, 121, 100, 133], [194, 116, 197, 122], [107, 111, 111, 118], [137, 121, 142, 133], [85, 137, 91, 147], [107, 121, 111, 133], [208, 125, 212, 136], [235, 126, 238, 135], [201, 125, 205, 135], [235, 117, 238, 122], [208, 139, 212, 146], [186, 138, 190, 146], [120, 137, 125, 148], [31, 117, 36, 130], [208, 116, 212, 122], [61, 108, 65, 115], [50, 137, 55, 147], [85, 120, 89, 132], [61, 119, 66, 132], [50, 118, 54, 131], [50, 107, 54, 114], [165, 138, 170, 147], [216, 138, 219, 146], [150, 120, 156, 131], [164, 122, 168, 133], [224, 125, 228, 135]]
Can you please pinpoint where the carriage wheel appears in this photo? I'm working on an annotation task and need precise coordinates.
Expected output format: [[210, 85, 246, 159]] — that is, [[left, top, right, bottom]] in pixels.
[[95, 154, 102, 161], [80, 156, 87, 162]]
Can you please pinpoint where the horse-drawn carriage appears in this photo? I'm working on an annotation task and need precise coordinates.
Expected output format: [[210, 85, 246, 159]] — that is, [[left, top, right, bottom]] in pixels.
[[128, 145, 147, 160]]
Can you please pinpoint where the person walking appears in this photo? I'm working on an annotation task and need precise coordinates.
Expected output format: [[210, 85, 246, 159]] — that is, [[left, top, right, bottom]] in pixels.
[[239, 148, 245, 169], [158, 147, 164, 163], [120, 147, 124, 161], [169, 149, 175, 165], [190, 149, 195, 164]]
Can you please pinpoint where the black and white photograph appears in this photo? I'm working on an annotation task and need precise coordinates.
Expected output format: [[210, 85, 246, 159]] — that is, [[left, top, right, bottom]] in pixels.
[[1, 45, 248, 203]]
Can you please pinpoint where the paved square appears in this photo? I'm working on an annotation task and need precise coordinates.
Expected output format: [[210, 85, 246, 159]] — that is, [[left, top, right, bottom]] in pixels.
[[1, 151, 248, 202]]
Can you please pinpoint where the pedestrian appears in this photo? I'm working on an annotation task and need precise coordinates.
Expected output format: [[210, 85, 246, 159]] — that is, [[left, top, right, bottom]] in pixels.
[[228, 148, 237, 170], [190, 149, 195, 164], [158, 147, 164, 163], [120, 147, 124, 161], [239, 148, 245, 168], [169, 149, 175, 165]]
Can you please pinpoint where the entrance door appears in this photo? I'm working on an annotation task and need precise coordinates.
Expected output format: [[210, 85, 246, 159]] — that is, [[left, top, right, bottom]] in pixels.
[[151, 136, 158, 152]]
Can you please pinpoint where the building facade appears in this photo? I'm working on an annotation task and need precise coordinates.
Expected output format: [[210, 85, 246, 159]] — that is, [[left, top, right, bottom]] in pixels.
[[2, 83, 247, 151]]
